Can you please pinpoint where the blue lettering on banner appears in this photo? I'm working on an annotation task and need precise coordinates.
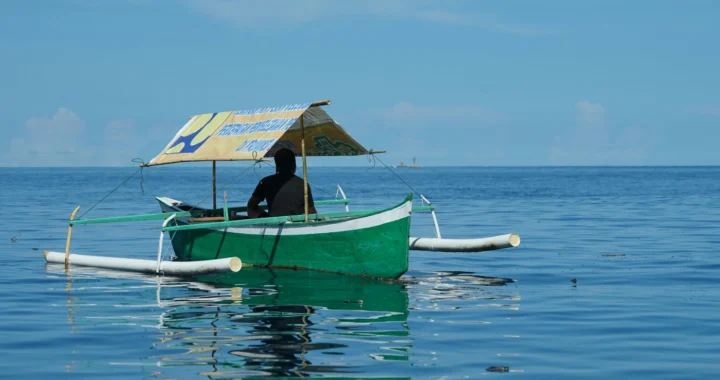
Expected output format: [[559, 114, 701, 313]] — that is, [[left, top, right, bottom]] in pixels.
[[235, 139, 277, 153], [234, 102, 311, 116], [217, 118, 296, 136]]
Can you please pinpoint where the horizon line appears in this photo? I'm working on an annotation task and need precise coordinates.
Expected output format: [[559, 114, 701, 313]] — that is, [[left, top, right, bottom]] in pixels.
[[2, 164, 719, 169]]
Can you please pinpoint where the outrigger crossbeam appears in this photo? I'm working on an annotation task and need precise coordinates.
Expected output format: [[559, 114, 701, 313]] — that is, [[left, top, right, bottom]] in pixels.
[[68, 198, 363, 226], [62, 192, 515, 254], [46, 98, 521, 279]]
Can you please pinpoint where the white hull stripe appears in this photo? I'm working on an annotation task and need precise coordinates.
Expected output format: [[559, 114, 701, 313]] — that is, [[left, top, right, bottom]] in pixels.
[[158, 197, 412, 236]]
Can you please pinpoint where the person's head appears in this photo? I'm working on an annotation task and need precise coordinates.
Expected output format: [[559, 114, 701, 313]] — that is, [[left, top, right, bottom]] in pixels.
[[274, 148, 296, 174]]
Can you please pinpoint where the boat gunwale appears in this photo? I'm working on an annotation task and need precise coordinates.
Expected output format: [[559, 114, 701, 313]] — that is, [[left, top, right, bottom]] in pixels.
[[69, 195, 433, 227], [160, 193, 414, 233], [69, 198, 353, 226]]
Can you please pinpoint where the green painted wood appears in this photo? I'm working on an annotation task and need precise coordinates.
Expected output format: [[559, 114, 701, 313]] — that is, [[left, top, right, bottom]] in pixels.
[[412, 205, 436, 211], [70, 211, 195, 225], [169, 212, 411, 279], [159, 205, 434, 232], [68, 198, 352, 226], [69, 201, 424, 228], [162, 208, 383, 232], [161, 200, 434, 233], [165, 196, 413, 279]]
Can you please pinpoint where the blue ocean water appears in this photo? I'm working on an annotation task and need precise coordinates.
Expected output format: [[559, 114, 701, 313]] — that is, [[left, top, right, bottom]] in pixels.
[[1, 166, 719, 379]]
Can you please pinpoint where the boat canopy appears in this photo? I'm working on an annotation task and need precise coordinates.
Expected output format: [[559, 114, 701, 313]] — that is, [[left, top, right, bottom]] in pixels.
[[147, 100, 369, 166]]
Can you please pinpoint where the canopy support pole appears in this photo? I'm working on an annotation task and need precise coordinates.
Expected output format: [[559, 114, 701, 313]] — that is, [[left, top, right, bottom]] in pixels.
[[301, 114, 309, 222], [212, 161, 217, 210], [65, 206, 81, 268]]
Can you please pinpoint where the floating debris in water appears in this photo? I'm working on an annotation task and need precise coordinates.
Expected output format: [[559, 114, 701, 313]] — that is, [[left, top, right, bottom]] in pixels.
[[11, 235, 18, 243], [571, 278, 577, 284], [487, 366, 509, 372], [602, 254, 626, 257]]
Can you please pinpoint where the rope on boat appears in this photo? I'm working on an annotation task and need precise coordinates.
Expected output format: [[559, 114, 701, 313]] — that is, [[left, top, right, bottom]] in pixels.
[[131, 158, 146, 195], [185, 161, 262, 213], [73, 152, 426, 221], [366, 152, 377, 170], [369, 153, 424, 198], [256, 150, 425, 200], [72, 157, 335, 221], [159, 226, 176, 262], [77, 162, 145, 220]]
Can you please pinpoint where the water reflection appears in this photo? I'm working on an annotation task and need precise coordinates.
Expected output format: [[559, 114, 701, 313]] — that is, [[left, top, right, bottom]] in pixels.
[[409, 270, 519, 310], [45, 265, 519, 377], [163, 269, 412, 377], [47, 265, 413, 377]]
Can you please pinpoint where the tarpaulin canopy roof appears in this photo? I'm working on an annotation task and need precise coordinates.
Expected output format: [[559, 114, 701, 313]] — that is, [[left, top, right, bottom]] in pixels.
[[147, 100, 369, 166]]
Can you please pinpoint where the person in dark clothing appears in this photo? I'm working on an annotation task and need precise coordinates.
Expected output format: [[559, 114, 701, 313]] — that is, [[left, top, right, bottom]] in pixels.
[[247, 148, 317, 218]]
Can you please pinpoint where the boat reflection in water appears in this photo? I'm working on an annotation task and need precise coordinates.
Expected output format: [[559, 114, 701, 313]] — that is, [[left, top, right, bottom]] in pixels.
[[169, 268, 412, 377], [48, 264, 413, 378], [47, 264, 519, 377]]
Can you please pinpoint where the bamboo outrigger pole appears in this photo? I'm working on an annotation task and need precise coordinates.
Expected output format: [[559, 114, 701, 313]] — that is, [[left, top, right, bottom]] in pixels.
[[65, 206, 81, 268], [300, 113, 309, 222]]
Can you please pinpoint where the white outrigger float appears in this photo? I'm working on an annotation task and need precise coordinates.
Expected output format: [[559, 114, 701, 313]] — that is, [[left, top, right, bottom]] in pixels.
[[45, 99, 520, 279]]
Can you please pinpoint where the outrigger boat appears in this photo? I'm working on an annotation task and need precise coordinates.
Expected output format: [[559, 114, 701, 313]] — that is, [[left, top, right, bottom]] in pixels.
[[44, 100, 520, 279]]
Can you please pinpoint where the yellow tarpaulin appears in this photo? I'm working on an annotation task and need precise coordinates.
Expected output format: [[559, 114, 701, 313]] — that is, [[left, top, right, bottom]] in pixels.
[[147, 101, 369, 166]]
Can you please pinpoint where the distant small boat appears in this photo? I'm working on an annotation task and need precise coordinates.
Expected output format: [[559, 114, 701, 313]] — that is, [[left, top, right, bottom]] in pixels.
[[409, 157, 423, 169], [393, 157, 423, 169]]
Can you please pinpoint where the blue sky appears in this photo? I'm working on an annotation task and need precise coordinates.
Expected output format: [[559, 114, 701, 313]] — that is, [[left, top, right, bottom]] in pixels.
[[1, 0, 718, 166]]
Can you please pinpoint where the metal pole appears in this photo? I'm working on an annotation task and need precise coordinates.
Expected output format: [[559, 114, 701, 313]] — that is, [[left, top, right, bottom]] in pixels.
[[337, 185, 349, 212], [301, 114, 309, 222], [156, 214, 176, 274], [212, 161, 217, 210], [421, 194, 442, 239]]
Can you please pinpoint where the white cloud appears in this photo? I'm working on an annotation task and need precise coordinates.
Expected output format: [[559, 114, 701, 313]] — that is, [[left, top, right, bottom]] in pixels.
[[3, 108, 157, 167], [550, 100, 652, 165], [183, 0, 546, 35], [4, 108, 95, 166], [369, 101, 508, 165], [575, 100, 605, 125]]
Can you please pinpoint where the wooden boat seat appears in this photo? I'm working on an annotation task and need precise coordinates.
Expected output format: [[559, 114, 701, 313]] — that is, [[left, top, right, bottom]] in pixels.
[[174, 203, 206, 212], [188, 214, 249, 223]]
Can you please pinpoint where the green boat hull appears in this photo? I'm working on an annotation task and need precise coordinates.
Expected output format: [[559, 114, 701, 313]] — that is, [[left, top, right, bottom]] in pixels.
[[158, 196, 412, 279]]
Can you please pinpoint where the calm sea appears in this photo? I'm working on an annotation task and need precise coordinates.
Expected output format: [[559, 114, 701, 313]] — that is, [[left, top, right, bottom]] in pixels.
[[1, 166, 719, 379]]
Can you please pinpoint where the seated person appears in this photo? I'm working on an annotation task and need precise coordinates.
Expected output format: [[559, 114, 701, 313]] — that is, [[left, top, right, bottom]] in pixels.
[[247, 147, 318, 218]]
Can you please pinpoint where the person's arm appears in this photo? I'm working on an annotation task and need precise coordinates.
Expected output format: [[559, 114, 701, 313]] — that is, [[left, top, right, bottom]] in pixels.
[[247, 195, 265, 218], [308, 185, 319, 217], [247, 180, 267, 218]]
